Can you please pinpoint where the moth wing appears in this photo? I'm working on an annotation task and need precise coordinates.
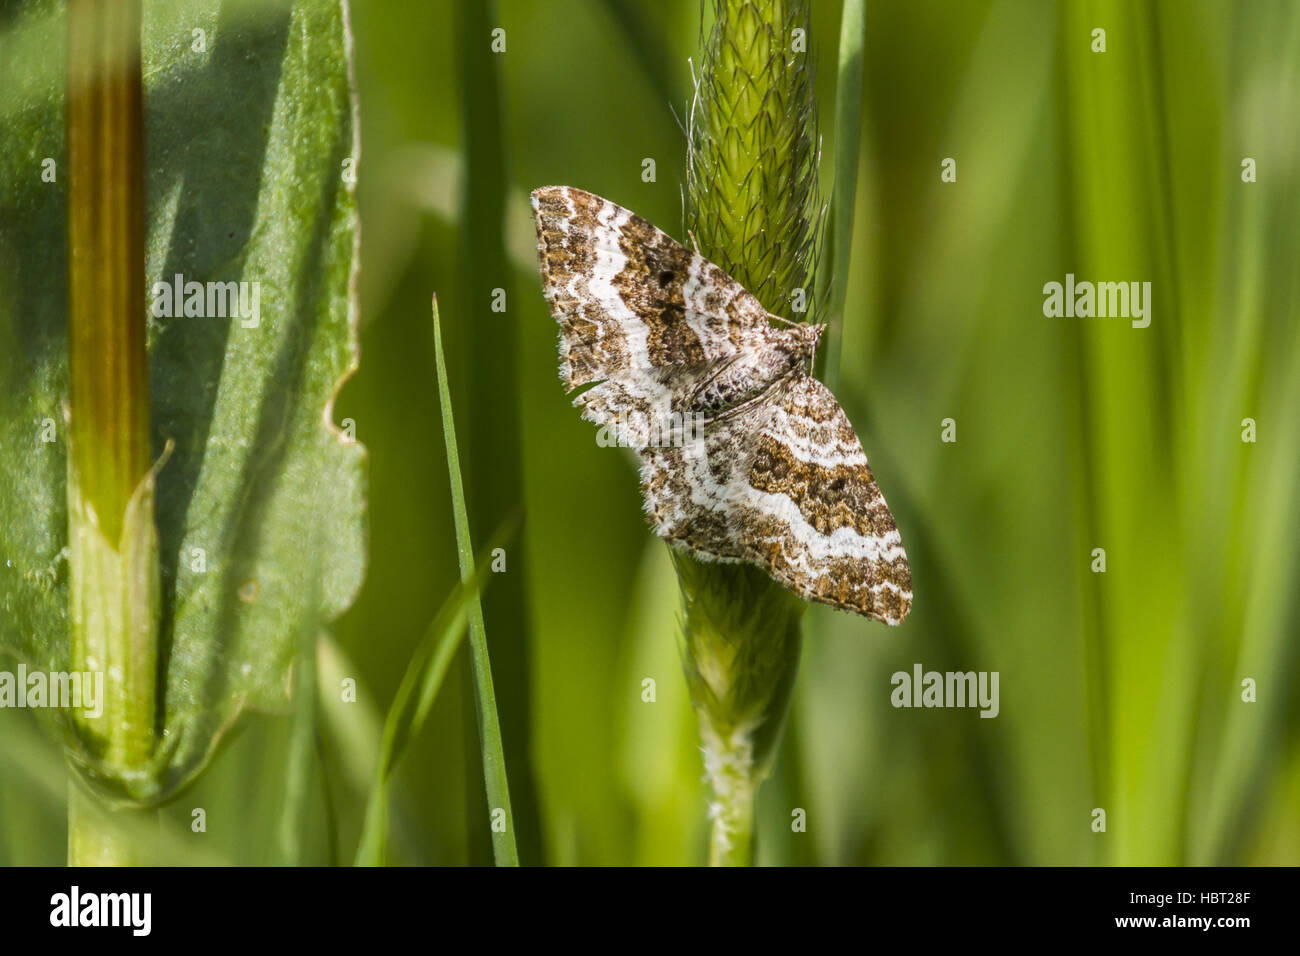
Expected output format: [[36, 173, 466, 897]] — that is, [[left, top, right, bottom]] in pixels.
[[748, 375, 911, 623], [531, 185, 772, 392], [641, 374, 911, 624]]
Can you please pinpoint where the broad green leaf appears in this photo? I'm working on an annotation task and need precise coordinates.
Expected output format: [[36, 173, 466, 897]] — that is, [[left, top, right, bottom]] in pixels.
[[0, 0, 365, 803]]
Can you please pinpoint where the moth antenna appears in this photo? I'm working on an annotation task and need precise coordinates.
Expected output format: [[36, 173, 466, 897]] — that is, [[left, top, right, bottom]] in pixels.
[[812, 322, 829, 371], [687, 229, 701, 255]]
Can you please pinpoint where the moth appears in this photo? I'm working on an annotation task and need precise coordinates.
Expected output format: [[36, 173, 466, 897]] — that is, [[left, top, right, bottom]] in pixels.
[[530, 186, 911, 624]]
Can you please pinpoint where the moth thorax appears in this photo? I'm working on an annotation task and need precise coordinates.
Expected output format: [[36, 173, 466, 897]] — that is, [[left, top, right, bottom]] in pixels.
[[792, 322, 826, 362], [688, 344, 804, 418]]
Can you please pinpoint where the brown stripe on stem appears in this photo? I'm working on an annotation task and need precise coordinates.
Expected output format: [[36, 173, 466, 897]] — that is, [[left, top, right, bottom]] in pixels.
[[66, 0, 149, 546]]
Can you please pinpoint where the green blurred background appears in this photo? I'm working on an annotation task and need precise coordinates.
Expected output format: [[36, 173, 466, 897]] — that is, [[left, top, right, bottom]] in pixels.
[[3, 0, 1298, 866]]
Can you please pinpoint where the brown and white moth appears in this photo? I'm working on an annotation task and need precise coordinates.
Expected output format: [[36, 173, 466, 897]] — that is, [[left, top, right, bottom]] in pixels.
[[530, 186, 912, 624]]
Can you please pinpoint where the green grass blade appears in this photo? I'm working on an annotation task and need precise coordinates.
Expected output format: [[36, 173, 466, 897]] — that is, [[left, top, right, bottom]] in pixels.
[[432, 295, 520, 867], [353, 542, 503, 867], [818, 0, 866, 389]]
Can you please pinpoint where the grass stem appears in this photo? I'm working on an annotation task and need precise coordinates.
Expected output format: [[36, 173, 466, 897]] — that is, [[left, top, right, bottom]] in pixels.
[[64, 0, 159, 864], [682, 0, 821, 867]]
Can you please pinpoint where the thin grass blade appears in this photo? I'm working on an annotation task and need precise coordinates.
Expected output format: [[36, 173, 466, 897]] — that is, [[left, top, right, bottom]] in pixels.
[[818, 0, 866, 389], [353, 541, 502, 867], [432, 295, 520, 867]]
